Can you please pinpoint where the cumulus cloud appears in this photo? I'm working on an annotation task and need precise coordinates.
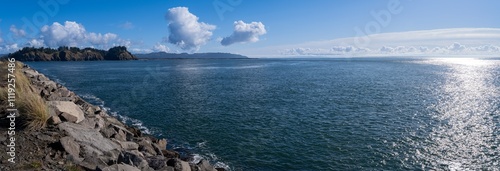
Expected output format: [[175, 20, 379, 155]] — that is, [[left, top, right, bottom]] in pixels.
[[87, 32, 118, 46], [221, 21, 266, 46], [40, 21, 86, 47], [380, 46, 394, 53], [448, 42, 466, 51], [166, 7, 215, 51], [27, 39, 44, 47], [281, 46, 370, 56], [473, 45, 499, 52], [10, 25, 26, 37], [3, 43, 19, 51], [38, 21, 128, 48], [153, 43, 169, 52]]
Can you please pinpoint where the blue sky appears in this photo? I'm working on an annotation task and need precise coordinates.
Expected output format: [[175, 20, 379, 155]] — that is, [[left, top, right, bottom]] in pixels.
[[1, 0, 499, 57]]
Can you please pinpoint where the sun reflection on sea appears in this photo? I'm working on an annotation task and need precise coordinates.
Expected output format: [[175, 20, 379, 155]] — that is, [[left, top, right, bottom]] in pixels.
[[415, 58, 500, 170]]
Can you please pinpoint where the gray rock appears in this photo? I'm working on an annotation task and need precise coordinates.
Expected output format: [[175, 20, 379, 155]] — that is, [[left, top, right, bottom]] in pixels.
[[81, 144, 104, 156], [138, 138, 157, 156], [113, 129, 127, 142], [117, 141, 139, 151], [105, 117, 125, 127], [78, 155, 107, 171], [95, 115, 106, 130], [37, 74, 49, 81], [167, 159, 191, 171], [60, 136, 81, 160], [161, 150, 180, 158], [100, 149, 121, 165], [78, 118, 98, 129], [84, 105, 95, 116], [47, 94, 75, 101], [146, 155, 167, 170], [48, 101, 85, 123], [58, 122, 120, 153], [197, 160, 217, 171], [101, 164, 141, 171], [118, 150, 150, 170], [101, 125, 118, 138], [24, 69, 39, 78], [156, 138, 168, 150], [160, 166, 176, 171], [47, 115, 62, 125], [40, 89, 50, 98], [58, 87, 71, 97], [42, 81, 58, 92]]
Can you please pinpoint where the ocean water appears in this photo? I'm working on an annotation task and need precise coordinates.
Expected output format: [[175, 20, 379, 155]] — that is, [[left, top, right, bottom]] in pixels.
[[26, 58, 500, 171]]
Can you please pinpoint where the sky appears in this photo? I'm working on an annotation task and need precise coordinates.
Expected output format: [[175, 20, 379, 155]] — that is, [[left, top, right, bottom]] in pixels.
[[0, 0, 499, 57]]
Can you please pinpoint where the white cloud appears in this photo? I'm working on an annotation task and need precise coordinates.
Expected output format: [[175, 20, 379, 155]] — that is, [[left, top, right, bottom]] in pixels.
[[40, 21, 86, 47], [87, 32, 118, 46], [242, 28, 500, 57], [38, 21, 127, 48], [27, 39, 44, 47], [119, 21, 134, 30], [165, 7, 215, 51], [2, 43, 19, 52], [448, 42, 466, 51], [281, 46, 370, 56], [10, 25, 26, 37], [153, 43, 169, 52], [221, 20, 266, 46]]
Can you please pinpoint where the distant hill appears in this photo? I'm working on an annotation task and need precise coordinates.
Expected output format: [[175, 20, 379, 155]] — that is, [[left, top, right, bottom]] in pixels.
[[6, 46, 137, 61], [134, 52, 248, 59]]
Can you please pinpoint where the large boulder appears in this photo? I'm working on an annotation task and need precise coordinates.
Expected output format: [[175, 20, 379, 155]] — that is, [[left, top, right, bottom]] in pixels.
[[60, 136, 81, 161], [118, 150, 151, 171], [48, 101, 85, 123], [197, 160, 217, 171], [167, 159, 191, 171], [101, 164, 141, 171], [58, 122, 120, 153]]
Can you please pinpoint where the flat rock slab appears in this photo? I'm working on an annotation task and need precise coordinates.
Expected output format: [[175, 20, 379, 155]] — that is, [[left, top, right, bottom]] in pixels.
[[101, 164, 141, 171], [58, 122, 120, 153], [48, 101, 85, 123], [60, 136, 81, 160], [24, 69, 40, 77]]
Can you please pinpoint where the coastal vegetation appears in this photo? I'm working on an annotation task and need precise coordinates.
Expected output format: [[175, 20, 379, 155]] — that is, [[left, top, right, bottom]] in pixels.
[[0, 60, 49, 130], [6, 46, 137, 61]]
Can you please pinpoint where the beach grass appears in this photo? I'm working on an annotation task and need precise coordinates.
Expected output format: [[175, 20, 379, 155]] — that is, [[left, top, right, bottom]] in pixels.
[[0, 60, 49, 130]]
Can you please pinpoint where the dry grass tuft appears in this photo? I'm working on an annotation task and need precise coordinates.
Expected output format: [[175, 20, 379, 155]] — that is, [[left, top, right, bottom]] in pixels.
[[1, 61, 50, 130]]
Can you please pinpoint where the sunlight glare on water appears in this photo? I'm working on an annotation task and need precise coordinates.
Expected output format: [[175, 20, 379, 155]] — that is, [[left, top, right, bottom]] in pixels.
[[416, 58, 500, 170]]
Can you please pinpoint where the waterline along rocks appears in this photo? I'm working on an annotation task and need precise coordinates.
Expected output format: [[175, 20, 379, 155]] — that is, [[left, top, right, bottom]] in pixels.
[[0, 63, 223, 171]]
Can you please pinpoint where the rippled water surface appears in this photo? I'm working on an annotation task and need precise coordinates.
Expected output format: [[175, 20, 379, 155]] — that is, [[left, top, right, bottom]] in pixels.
[[26, 58, 500, 170]]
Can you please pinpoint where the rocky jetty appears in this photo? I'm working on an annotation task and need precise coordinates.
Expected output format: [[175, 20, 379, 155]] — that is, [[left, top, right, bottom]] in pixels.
[[7, 46, 137, 61], [0, 65, 222, 171]]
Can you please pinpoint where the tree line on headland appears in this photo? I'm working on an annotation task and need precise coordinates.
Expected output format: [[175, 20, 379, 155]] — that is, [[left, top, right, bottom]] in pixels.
[[6, 46, 137, 61]]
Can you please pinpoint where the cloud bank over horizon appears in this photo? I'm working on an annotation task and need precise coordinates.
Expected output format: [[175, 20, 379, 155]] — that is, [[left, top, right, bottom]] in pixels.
[[165, 7, 216, 51], [221, 21, 267, 46], [267, 28, 500, 57]]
